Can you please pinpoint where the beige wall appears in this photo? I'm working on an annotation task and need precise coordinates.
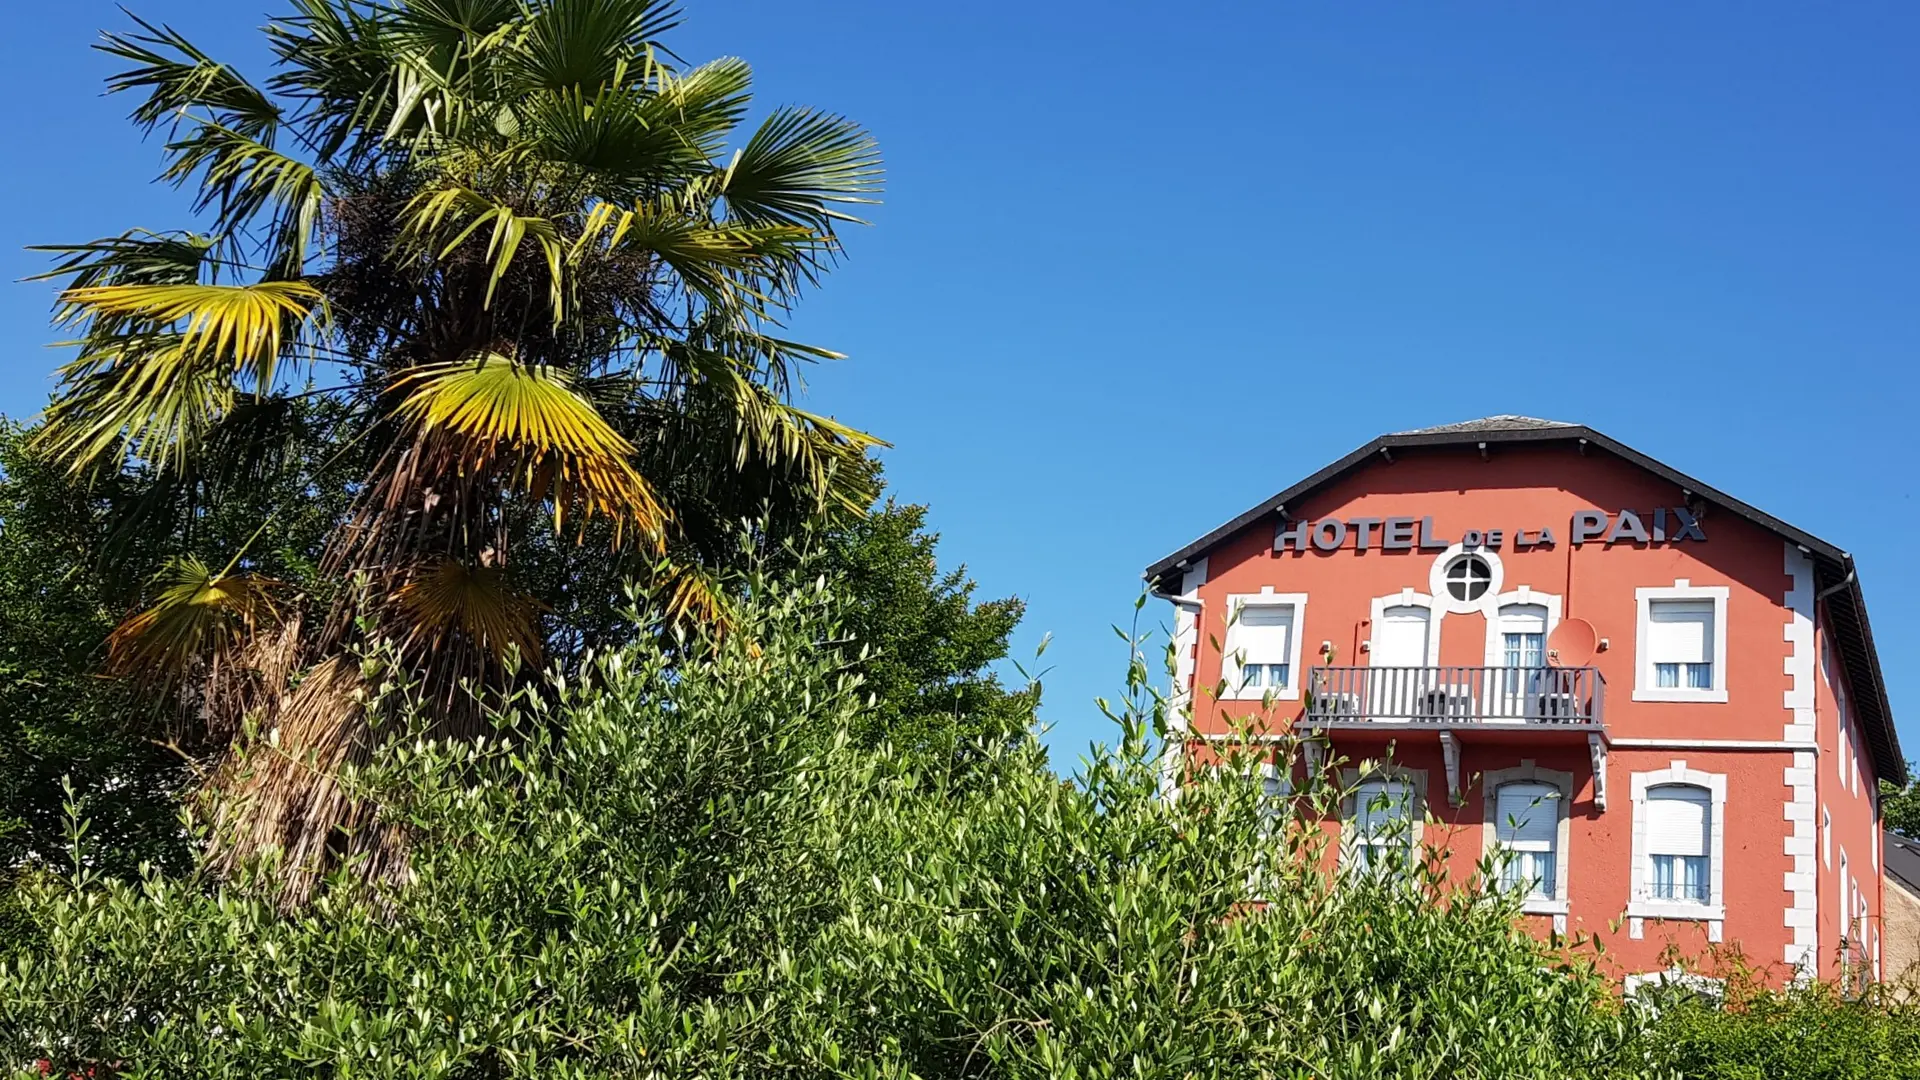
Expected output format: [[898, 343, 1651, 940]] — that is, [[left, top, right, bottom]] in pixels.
[[1886, 879, 1920, 988]]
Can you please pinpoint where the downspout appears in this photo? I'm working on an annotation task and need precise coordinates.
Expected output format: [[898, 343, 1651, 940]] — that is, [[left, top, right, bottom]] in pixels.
[[1814, 566, 1856, 604]]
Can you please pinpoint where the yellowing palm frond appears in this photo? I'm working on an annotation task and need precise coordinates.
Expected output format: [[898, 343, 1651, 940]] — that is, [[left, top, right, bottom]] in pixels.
[[107, 556, 281, 683], [392, 356, 667, 546], [728, 378, 887, 515], [655, 559, 735, 637], [56, 280, 325, 392], [401, 185, 568, 319], [394, 557, 544, 665]]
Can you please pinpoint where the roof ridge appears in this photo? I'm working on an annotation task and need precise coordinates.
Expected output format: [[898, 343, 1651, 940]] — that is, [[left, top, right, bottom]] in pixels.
[[1391, 415, 1576, 436]]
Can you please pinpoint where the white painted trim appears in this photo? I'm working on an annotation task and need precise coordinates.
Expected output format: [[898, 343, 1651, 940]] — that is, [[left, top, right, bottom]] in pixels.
[[1222, 589, 1309, 701], [1338, 765, 1429, 866], [1632, 580, 1731, 703], [1610, 738, 1817, 751], [1782, 545, 1819, 973], [1366, 588, 1441, 667], [1483, 760, 1575, 912], [1159, 558, 1207, 802], [1429, 543, 1504, 615], [1483, 587, 1564, 669], [1625, 762, 1728, 935]]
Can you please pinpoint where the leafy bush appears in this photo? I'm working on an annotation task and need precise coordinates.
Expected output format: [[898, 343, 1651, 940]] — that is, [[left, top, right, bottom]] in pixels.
[[2, 573, 1654, 1077], [1646, 965, 1920, 1079]]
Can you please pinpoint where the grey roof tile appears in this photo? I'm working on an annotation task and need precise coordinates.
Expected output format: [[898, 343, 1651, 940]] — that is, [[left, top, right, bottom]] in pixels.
[[1392, 415, 1576, 435]]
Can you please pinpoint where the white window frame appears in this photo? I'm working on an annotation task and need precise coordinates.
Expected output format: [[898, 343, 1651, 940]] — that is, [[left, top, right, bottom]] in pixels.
[[1627, 763, 1728, 926], [1633, 581, 1730, 703], [1481, 587, 1564, 668], [1339, 766, 1427, 872], [1367, 589, 1440, 667], [1481, 762, 1573, 921], [1822, 805, 1832, 868], [1222, 591, 1308, 701]]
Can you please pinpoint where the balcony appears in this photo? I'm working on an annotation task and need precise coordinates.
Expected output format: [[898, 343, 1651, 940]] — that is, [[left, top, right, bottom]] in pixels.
[[1304, 665, 1607, 732]]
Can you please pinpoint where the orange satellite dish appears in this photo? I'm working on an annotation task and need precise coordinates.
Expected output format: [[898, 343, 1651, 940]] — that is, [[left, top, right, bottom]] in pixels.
[[1548, 618, 1600, 667]]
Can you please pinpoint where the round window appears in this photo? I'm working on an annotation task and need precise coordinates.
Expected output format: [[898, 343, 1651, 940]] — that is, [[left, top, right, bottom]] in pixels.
[[1443, 554, 1493, 602]]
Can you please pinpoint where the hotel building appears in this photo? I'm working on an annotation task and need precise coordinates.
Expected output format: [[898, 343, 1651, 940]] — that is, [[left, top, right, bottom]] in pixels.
[[1147, 416, 1904, 984]]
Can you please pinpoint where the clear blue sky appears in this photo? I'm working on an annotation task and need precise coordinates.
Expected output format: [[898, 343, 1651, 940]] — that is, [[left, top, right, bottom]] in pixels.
[[2, 2, 1916, 770]]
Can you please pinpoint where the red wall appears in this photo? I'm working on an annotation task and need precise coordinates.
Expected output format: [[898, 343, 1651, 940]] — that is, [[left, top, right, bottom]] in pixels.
[[1175, 442, 1884, 984]]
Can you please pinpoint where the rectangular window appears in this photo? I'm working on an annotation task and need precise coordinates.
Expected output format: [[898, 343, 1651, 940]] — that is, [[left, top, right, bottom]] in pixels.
[[1228, 603, 1296, 697], [1347, 779, 1414, 873], [1494, 782, 1559, 900], [1646, 786, 1712, 903], [1648, 600, 1715, 691]]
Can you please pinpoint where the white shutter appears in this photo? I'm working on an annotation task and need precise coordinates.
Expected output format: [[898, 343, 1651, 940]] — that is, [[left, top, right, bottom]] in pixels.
[[1647, 601, 1713, 664], [1232, 604, 1293, 664], [1646, 786, 1711, 858], [1498, 604, 1548, 635], [1495, 782, 1558, 849], [1373, 606, 1429, 666], [1354, 780, 1411, 832]]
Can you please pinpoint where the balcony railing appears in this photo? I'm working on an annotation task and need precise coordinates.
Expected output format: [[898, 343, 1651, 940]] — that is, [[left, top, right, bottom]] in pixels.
[[1304, 665, 1606, 729]]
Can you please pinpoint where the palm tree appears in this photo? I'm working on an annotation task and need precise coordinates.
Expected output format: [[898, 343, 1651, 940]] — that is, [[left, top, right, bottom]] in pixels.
[[33, 0, 883, 896]]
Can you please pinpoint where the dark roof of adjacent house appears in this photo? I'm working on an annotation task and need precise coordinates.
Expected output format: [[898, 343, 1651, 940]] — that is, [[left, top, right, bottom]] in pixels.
[[1143, 417, 1905, 785], [1888, 831, 1920, 898]]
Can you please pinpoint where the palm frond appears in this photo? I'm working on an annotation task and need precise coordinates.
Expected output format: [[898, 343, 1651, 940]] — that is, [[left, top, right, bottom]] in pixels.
[[721, 107, 882, 231], [39, 336, 236, 473], [392, 355, 668, 545], [378, 0, 525, 142], [401, 185, 568, 317], [576, 198, 821, 312], [27, 230, 217, 289], [55, 281, 326, 392], [512, 0, 681, 92], [267, 0, 402, 164], [107, 556, 281, 683], [394, 557, 544, 664], [162, 123, 327, 273], [726, 378, 886, 515], [653, 558, 733, 635], [99, 12, 282, 138]]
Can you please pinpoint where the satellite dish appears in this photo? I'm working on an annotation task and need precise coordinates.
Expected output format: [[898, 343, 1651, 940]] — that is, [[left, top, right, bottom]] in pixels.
[[1548, 618, 1599, 667]]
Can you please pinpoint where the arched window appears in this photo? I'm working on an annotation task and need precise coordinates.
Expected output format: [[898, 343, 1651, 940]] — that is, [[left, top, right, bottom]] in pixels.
[[1645, 785, 1712, 903], [1493, 781, 1559, 899]]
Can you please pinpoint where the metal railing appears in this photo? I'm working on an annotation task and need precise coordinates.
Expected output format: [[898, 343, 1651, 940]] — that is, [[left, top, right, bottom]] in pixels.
[[1305, 666, 1605, 728]]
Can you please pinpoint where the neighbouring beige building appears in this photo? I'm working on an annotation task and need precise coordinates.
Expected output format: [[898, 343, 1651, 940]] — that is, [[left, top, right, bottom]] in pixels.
[[1886, 831, 1920, 988]]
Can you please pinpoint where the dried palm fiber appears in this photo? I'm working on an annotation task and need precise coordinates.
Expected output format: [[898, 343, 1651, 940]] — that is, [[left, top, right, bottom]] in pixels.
[[202, 654, 409, 907]]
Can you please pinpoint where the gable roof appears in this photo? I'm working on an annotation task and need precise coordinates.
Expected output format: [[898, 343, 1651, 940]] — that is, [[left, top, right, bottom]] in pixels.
[[1144, 417, 1905, 785], [1888, 831, 1920, 898]]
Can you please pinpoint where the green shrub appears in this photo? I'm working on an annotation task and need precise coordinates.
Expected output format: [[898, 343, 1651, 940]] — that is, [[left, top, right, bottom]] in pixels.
[[1646, 964, 1920, 1080], [2, 574, 1656, 1077]]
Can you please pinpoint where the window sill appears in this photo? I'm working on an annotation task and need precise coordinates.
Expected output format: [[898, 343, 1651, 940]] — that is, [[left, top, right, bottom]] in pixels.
[[1224, 688, 1302, 702], [1625, 900, 1725, 922], [1521, 898, 1570, 917], [1631, 688, 1729, 704]]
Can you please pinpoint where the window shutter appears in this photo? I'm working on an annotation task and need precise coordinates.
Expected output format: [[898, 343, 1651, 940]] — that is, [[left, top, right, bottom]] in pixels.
[[1646, 786, 1711, 858], [1233, 604, 1294, 662], [1498, 604, 1548, 635], [1647, 601, 1713, 664], [1354, 780, 1412, 832], [1374, 606, 1430, 667], [1495, 782, 1558, 849]]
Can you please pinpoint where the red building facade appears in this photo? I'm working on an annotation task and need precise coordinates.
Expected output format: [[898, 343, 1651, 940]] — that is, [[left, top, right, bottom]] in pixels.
[[1148, 417, 1905, 985]]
